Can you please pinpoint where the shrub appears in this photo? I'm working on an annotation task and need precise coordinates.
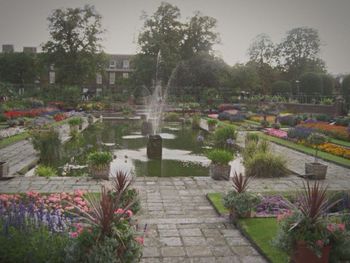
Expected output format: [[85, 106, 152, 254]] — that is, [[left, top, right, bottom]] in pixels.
[[7, 119, 18, 127], [223, 191, 260, 217], [31, 128, 61, 166], [288, 126, 315, 140], [242, 140, 270, 164], [0, 113, 7, 122], [206, 149, 234, 165], [192, 114, 200, 129], [35, 165, 57, 177], [207, 119, 218, 126], [213, 125, 237, 148], [245, 152, 288, 177], [334, 117, 350, 127], [271, 123, 281, 129], [245, 133, 259, 143], [271, 80, 292, 95], [260, 119, 269, 128], [277, 115, 300, 127], [314, 114, 331, 122], [163, 112, 181, 122], [307, 133, 328, 162], [87, 151, 113, 167], [68, 117, 83, 126]]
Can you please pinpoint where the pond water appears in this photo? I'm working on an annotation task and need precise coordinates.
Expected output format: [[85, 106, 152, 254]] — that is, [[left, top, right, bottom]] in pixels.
[[55, 120, 245, 177]]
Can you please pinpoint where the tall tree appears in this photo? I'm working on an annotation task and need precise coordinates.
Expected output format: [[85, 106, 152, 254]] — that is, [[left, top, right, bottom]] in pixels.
[[42, 5, 105, 85], [276, 27, 325, 81], [181, 11, 220, 59], [247, 34, 275, 65], [138, 2, 183, 84]]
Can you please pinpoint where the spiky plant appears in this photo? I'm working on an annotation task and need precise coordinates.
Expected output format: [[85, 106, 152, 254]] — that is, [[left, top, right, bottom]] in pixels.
[[112, 170, 132, 194], [231, 171, 252, 193], [298, 181, 339, 224]]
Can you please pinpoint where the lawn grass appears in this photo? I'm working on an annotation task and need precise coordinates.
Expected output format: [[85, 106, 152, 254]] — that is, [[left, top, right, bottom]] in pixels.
[[330, 138, 350, 147], [256, 132, 350, 168], [238, 218, 289, 263], [206, 193, 229, 215], [0, 131, 30, 149]]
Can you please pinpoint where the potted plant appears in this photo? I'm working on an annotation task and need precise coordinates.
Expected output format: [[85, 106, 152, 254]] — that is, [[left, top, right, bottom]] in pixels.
[[87, 151, 113, 180], [68, 117, 83, 132], [207, 119, 218, 132], [273, 181, 347, 263], [305, 133, 328, 179], [206, 149, 234, 180], [223, 172, 260, 221]]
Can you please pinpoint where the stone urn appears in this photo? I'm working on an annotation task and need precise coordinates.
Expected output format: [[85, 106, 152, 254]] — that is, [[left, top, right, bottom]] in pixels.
[[147, 135, 162, 159], [209, 164, 230, 180], [89, 165, 110, 180], [305, 163, 328, 180]]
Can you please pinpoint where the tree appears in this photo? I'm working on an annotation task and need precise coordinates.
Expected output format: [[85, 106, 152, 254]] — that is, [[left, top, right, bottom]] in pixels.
[[0, 53, 38, 84], [248, 34, 275, 65], [342, 74, 350, 105], [181, 11, 220, 59], [229, 63, 260, 95], [276, 27, 325, 81], [271, 80, 292, 95], [299, 72, 323, 95], [42, 5, 105, 85], [137, 2, 183, 84], [320, 74, 334, 96]]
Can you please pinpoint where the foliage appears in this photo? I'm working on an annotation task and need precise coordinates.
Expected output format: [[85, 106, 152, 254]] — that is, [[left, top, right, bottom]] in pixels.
[[307, 133, 328, 162], [248, 33, 275, 65], [341, 74, 350, 105], [276, 27, 325, 81], [321, 74, 335, 96], [260, 119, 269, 128], [245, 152, 288, 177], [271, 123, 281, 129], [163, 112, 181, 122], [191, 114, 200, 129], [242, 139, 270, 164], [276, 114, 300, 127], [35, 165, 57, 177], [87, 151, 112, 167], [271, 80, 292, 95], [206, 149, 234, 165], [207, 118, 217, 126], [334, 116, 350, 127], [231, 171, 252, 193], [31, 128, 61, 166], [300, 72, 323, 95], [213, 125, 237, 148], [68, 117, 83, 126], [245, 133, 259, 143], [42, 5, 105, 85], [223, 191, 261, 217], [273, 182, 349, 261], [0, 223, 70, 263]]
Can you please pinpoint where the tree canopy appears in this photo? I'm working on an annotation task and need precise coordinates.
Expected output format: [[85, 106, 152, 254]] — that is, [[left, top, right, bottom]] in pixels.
[[42, 5, 105, 85]]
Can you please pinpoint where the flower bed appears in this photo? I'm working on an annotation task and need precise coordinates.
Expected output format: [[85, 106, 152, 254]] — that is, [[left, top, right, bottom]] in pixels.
[[299, 121, 350, 141], [4, 107, 61, 119], [250, 115, 276, 123], [319, 143, 350, 159], [264, 128, 288, 138]]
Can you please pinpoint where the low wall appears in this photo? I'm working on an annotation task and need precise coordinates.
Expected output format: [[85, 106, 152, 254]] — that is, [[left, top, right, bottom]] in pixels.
[[281, 102, 343, 116]]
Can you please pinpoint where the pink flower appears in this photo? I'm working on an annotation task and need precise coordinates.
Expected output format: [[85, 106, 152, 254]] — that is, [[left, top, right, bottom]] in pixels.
[[327, 224, 335, 233], [316, 240, 324, 247], [114, 208, 124, 214], [74, 190, 84, 197], [135, 237, 144, 245], [73, 197, 83, 203], [125, 210, 133, 217], [70, 232, 79, 238], [338, 223, 345, 231]]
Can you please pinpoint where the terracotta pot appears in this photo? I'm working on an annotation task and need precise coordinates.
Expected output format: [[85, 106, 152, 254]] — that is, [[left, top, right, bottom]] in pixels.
[[305, 163, 327, 180], [292, 241, 331, 263]]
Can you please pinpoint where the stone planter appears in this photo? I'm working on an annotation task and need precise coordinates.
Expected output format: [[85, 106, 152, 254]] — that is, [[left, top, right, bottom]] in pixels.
[[292, 241, 330, 263], [209, 164, 230, 180], [89, 165, 110, 180], [305, 162, 328, 180], [0, 162, 9, 177]]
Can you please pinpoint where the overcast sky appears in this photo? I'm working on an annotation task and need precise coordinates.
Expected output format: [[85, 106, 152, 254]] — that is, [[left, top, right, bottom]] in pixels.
[[0, 0, 349, 74]]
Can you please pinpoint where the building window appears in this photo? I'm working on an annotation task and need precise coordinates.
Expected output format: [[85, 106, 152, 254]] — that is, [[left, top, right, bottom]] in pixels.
[[109, 72, 115, 85], [96, 73, 102, 84], [109, 60, 116, 68], [123, 73, 129, 79], [123, 60, 129, 69]]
